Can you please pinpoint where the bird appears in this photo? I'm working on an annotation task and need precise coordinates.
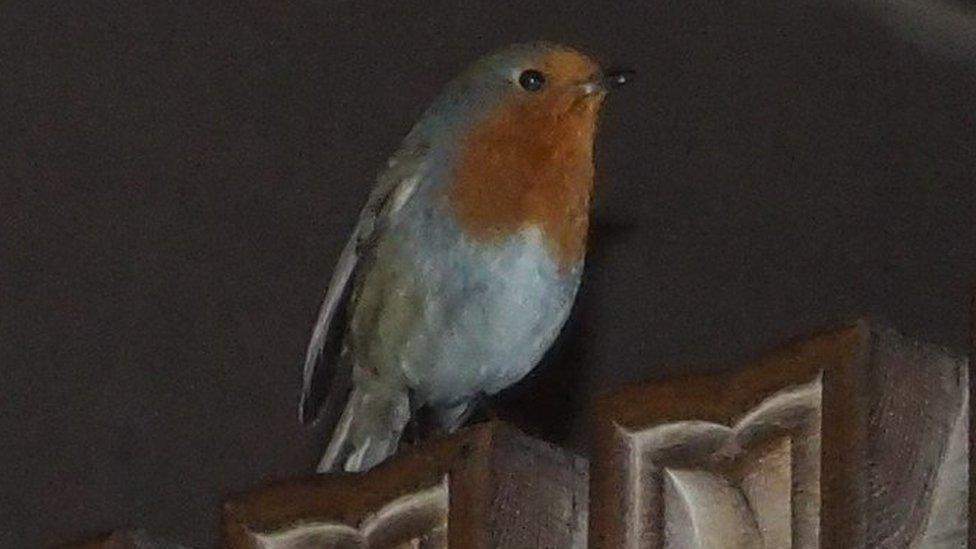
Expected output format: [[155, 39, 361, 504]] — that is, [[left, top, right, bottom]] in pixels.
[[299, 42, 633, 473]]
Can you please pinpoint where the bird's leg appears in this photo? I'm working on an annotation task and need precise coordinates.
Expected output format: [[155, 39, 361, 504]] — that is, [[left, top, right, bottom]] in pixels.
[[403, 389, 423, 446], [426, 399, 478, 435], [404, 416, 421, 445], [477, 394, 499, 421]]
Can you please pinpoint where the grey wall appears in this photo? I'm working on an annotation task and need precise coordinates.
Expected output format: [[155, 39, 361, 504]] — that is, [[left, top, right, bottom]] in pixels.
[[2, 0, 975, 546]]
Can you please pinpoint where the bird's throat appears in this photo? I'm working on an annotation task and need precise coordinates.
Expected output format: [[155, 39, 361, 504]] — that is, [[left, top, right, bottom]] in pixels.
[[449, 97, 599, 271]]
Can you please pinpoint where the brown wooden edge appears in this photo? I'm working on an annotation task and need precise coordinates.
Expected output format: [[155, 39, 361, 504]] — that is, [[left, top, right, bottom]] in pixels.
[[222, 422, 490, 548], [221, 420, 585, 548], [589, 319, 871, 548]]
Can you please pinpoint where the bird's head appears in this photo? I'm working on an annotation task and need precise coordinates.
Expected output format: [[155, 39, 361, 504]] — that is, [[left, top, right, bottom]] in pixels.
[[467, 42, 629, 121], [420, 42, 633, 147], [410, 43, 633, 270]]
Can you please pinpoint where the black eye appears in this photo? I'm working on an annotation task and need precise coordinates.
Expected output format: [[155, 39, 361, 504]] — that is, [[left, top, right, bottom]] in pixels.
[[518, 69, 545, 92]]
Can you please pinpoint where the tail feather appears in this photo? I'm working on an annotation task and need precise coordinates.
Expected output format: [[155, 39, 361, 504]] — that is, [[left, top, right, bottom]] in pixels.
[[316, 384, 411, 473]]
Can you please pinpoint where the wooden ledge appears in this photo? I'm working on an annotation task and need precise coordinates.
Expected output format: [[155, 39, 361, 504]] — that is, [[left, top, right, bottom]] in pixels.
[[222, 421, 587, 548], [591, 320, 968, 548]]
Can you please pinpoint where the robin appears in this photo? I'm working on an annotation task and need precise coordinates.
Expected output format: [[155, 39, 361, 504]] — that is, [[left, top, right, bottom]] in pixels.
[[299, 42, 632, 472]]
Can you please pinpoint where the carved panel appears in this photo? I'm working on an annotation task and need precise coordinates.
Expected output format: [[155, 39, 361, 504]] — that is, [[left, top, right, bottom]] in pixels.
[[247, 477, 448, 548], [222, 422, 587, 549], [604, 377, 823, 548], [591, 320, 969, 548], [865, 327, 968, 547]]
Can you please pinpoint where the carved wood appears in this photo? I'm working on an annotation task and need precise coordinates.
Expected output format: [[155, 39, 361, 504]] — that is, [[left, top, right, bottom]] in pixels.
[[221, 421, 587, 548], [866, 326, 968, 547], [591, 320, 969, 548], [61, 314, 973, 548]]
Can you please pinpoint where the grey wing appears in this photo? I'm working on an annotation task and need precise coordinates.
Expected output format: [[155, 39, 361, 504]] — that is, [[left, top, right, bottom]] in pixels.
[[298, 150, 426, 424], [297, 223, 361, 424]]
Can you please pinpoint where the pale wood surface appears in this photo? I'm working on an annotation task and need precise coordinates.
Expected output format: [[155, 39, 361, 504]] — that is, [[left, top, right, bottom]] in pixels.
[[591, 320, 968, 548]]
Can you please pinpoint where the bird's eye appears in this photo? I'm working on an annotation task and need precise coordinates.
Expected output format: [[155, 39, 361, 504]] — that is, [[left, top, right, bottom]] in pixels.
[[518, 69, 545, 92]]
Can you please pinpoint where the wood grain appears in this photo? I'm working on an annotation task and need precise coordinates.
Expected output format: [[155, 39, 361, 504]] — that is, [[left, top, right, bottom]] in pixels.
[[590, 319, 968, 548], [221, 421, 587, 548]]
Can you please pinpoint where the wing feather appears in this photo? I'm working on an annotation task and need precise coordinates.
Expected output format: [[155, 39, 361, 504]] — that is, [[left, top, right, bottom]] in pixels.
[[298, 142, 427, 423]]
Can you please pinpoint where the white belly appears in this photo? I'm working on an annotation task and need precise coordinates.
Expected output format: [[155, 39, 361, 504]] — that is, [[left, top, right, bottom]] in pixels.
[[349, 223, 582, 407]]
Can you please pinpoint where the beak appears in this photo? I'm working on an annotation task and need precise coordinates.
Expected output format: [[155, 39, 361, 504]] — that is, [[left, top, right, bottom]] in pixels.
[[604, 67, 636, 89], [581, 67, 636, 95]]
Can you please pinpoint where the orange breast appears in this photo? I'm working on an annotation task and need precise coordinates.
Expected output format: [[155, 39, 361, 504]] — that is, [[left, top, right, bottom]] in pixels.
[[449, 91, 600, 271]]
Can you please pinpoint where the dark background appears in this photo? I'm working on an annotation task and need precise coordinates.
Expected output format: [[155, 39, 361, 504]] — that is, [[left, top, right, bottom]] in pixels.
[[2, 0, 975, 546]]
